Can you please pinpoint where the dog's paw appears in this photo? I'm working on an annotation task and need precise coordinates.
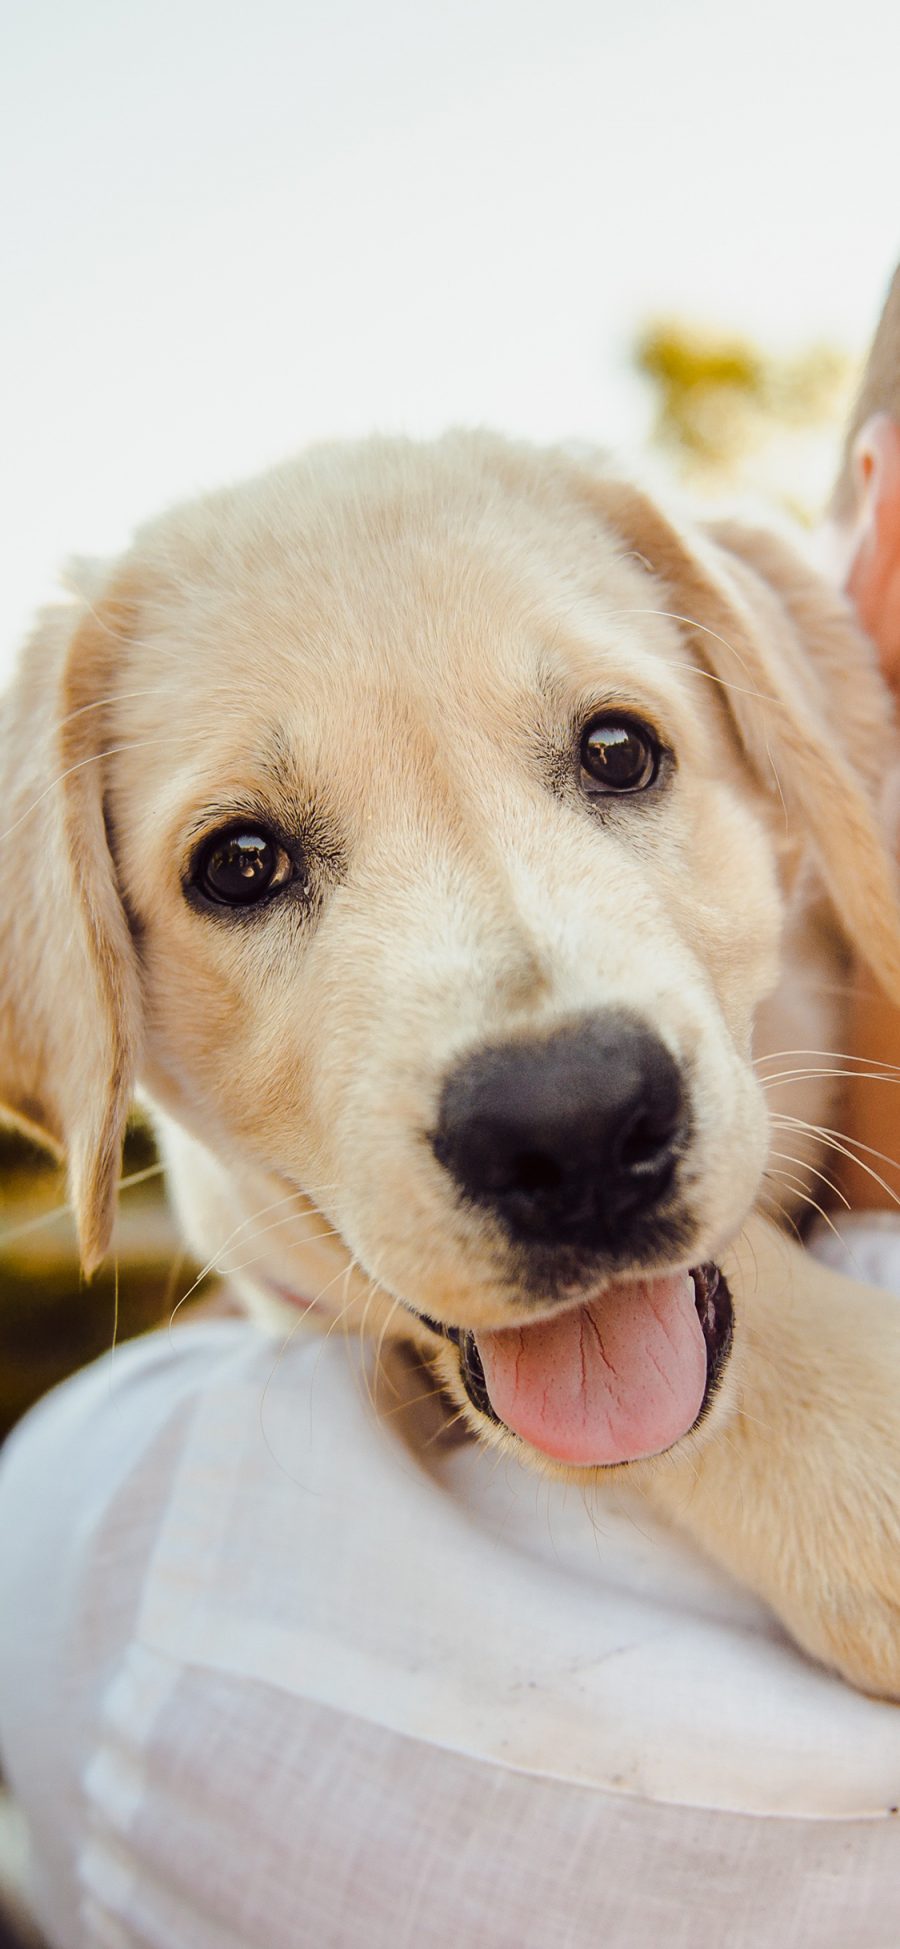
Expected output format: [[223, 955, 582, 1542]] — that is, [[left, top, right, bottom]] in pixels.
[[780, 1556, 900, 1701], [750, 1427, 900, 1699], [637, 1214, 900, 1699]]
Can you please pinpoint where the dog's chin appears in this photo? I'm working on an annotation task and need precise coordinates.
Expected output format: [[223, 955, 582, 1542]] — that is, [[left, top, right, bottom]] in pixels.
[[421, 1262, 733, 1472]]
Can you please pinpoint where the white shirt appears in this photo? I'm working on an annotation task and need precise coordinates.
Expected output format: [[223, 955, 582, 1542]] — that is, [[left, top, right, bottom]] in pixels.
[[1, 1216, 899, 1948]]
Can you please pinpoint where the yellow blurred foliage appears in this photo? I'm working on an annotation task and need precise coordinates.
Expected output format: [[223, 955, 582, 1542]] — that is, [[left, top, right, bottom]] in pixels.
[[635, 321, 856, 519]]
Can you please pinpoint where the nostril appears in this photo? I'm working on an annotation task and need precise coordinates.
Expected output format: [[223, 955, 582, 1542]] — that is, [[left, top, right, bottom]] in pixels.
[[618, 1107, 680, 1174], [478, 1146, 564, 1197], [510, 1150, 564, 1196]]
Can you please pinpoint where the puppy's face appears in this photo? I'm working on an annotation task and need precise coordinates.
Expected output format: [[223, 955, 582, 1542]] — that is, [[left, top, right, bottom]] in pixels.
[[105, 437, 784, 1467], [6, 433, 898, 1476]]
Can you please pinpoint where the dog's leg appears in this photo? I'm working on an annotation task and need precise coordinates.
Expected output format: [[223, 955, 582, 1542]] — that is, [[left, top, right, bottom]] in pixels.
[[633, 1213, 900, 1698]]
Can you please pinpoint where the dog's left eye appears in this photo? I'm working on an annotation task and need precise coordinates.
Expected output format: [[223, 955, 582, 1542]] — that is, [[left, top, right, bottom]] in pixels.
[[579, 715, 661, 795], [193, 827, 296, 907]]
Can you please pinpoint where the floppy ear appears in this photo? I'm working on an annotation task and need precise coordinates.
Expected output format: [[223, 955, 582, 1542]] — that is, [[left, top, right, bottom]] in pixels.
[[583, 475, 900, 1007], [0, 573, 143, 1273]]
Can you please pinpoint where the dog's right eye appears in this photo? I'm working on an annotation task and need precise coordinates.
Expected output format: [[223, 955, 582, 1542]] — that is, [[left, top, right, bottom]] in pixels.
[[578, 715, 662, 796], [193, 828, 296, 907]]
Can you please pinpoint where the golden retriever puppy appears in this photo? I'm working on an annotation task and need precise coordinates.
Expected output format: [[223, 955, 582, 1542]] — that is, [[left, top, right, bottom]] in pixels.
[[3, 431, 900, 1697]]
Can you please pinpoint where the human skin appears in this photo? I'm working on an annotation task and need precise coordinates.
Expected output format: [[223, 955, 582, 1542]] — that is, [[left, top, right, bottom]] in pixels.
[[823, 267, 900, 1208]]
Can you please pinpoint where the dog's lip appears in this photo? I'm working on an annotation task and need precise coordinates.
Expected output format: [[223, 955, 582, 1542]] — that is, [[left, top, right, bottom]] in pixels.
[[688, 1261, 734, 1426], [415, 1262, 733, 1456]]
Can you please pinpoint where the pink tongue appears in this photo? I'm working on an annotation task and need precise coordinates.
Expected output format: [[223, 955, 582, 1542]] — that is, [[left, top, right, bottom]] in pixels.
[[474, 1272, 706, 1466]]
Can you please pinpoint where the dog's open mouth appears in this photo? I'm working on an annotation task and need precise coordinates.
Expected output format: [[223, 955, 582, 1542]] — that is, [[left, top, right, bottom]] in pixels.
[[441, 1263, 732, 1467]]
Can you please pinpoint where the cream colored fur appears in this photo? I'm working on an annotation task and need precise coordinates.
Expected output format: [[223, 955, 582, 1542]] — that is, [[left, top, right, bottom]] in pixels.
[[3, 432, 900, 1696]]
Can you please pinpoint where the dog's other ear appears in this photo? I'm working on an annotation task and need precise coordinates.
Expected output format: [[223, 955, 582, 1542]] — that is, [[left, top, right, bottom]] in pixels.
[[826, 265, 900, 685], [582, 474, 900, 1008], [0, 572, 142, 1273]]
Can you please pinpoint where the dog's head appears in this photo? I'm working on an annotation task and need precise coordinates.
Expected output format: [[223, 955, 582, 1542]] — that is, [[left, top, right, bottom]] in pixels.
[[4, 433, 900, 1471]]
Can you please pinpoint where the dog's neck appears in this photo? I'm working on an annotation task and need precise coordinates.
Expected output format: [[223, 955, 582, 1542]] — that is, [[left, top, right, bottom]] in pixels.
[[153, 1107, 387, 1335]]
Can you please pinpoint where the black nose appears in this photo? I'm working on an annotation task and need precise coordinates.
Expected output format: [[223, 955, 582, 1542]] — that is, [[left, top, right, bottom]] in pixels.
[[430, 1014, 686, 1249]]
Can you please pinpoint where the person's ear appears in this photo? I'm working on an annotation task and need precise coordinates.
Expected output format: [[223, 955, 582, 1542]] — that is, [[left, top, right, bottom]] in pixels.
[[833, 413, 900, 688]]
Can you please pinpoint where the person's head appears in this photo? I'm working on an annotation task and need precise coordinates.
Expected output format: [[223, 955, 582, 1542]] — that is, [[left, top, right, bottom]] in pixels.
[[827, 264, 900, 685]]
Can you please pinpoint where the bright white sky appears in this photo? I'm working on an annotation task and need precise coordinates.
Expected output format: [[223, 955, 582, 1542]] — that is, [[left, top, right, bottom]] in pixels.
[[2, 0, 900, 673]]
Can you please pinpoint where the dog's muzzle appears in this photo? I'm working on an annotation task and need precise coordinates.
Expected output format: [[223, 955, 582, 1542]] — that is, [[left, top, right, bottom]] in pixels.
[[418, 1013, 734, 1466]]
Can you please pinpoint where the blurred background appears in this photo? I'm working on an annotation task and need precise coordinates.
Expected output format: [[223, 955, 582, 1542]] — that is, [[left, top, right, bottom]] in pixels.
[[3, 0, 900, 1439]]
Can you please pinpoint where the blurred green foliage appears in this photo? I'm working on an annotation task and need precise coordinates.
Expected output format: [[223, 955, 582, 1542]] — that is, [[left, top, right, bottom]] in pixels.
[[0, 1120, 197, 1441]]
